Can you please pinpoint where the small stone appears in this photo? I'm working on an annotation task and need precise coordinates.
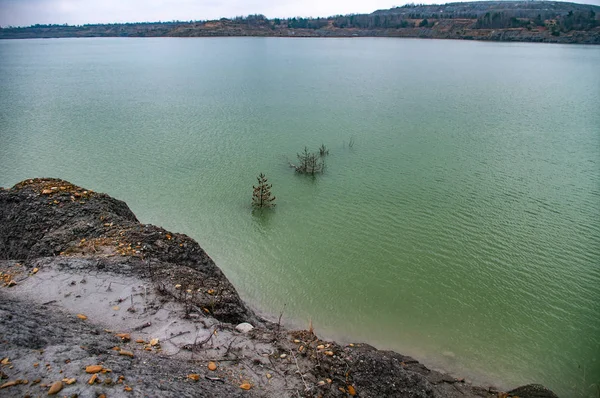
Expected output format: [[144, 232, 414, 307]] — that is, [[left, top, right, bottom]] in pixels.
[[124, 385, 133, 391], [266, 373, 272, 379], [293, 339, 300, 343], [136, 339, 145, 344], [47, 381, 63, 395], [207, 362, 217, 371], [318, 380, 325, 386], [235, 323, 254, 333], [62, 378, 76, 385], [112, 306, 120, 311], [32, 268, 39, 274], [324, 351, 334, 356], [41, 189, 52, 195], [76, 314, 87, 320], [316, 345, 325, 350], [0, 358, 9, 365], [279, 354, 287, 359], [88, 374, 98, 385], [150, 338, 159, 346], [187, 374, 200, 381]]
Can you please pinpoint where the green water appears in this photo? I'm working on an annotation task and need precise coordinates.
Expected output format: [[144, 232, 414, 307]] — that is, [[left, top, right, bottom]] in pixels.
[[1, 37, 599, 396]]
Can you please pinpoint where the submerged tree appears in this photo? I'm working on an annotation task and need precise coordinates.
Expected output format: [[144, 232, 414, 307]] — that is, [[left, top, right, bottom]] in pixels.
[[296, 147, 323, 175], [252, 173, 276, 209], [319, 144, 329, 157]]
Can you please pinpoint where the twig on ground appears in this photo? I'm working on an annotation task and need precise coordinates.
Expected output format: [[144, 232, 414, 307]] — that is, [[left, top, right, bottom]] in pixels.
[[205, 376, 225, 383], [165, 330, 191, 342], [277, 304, 286, 334], [223, 337, 238, 357], [288, 345, 310, 393], [132, 322, 152, 331]]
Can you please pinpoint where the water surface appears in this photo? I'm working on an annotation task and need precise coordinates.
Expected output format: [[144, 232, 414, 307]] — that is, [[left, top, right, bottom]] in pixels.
[[1, 37, 599, 396]]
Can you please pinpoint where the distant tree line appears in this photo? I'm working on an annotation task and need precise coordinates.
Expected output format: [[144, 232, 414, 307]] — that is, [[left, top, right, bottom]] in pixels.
[[2, 1, 598, 36], [474, 9, 597, 31], [332, 14, 415, 29]]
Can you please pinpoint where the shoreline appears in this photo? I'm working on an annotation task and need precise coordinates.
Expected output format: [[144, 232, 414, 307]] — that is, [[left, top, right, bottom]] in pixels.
[[0, 178, 560, 397], [1, 30, 598, 45]]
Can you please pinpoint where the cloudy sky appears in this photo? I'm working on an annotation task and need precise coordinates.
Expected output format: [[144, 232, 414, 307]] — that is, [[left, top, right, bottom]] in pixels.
[[1, 0, 599, 27]]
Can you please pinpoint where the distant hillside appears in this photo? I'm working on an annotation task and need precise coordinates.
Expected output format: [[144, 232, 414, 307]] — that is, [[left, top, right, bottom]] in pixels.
[[1, 1, 599, 44]]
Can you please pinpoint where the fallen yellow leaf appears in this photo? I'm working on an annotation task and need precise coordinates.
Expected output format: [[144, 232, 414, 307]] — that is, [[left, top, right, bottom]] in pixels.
[[76, 314, 88, 320], [240, 383, 252, 390], [115, 333, 131, 341], [62, 378, 76, 385], [88, 374, 98, 385], [119, 349, 134, 358], [85, 365, 103, 374], [150, 338, 159, 346], [348, 385, 357, 396], [48, 380, 63, 395], [187, 374, 200, 381], [0, 380, 18, 389]]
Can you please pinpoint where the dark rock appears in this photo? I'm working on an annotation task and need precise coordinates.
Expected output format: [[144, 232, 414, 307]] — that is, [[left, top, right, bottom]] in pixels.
[[508, 384, 559, 398]]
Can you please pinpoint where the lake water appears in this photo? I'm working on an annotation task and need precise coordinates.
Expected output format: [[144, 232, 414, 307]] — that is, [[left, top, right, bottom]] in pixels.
[[1, 37, 599, 396]]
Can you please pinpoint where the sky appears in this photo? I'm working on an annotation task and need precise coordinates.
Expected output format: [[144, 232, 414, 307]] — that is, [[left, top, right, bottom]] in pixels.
[[1, 0, 600, 27]]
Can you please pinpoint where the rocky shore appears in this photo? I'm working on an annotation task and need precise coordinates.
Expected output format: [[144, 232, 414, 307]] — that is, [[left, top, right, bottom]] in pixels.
[[0, 178, 559, 397], [1, 22, 598, 44]]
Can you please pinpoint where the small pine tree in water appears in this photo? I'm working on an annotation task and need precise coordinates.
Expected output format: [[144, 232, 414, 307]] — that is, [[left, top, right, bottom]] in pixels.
[[296, 147, 323, 175], [319, 144, 329, 157], [252, 173, 276, 209]]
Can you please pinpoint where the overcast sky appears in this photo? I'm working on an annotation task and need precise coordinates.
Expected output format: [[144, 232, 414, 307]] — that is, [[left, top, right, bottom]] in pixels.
[[1, 0, 600, 27]]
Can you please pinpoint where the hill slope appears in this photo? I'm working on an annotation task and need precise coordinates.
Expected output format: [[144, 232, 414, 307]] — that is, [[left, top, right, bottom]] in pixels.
[[1, 1, 599, 44]]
